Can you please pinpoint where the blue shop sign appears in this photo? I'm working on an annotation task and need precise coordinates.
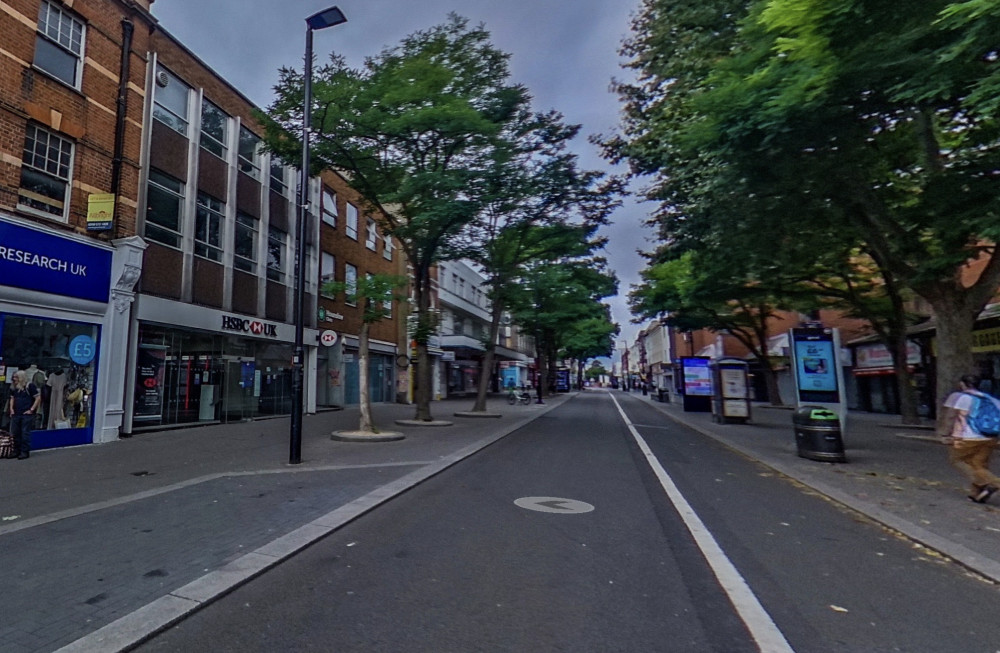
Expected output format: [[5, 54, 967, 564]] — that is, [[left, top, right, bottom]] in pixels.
[[0, 219, 112, 303]]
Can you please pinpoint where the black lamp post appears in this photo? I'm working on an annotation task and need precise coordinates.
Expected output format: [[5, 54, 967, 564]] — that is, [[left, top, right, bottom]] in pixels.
[[290, 6, 347, 465]]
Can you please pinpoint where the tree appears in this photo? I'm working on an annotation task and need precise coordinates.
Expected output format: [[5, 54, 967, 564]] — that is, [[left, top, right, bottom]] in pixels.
[[585, 360, 609, 382], [263, 15, 528, 421], [563, 310, 619, 390], [324, 274, 408, 434], [455, 103, 620, 412], [631, 251, 790, 406], [509, 257, 618, 400], [609, 0, 1000, 422]]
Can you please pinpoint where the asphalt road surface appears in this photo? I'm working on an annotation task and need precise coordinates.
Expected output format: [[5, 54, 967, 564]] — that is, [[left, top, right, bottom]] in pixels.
[[137, 392, 1000, 652]]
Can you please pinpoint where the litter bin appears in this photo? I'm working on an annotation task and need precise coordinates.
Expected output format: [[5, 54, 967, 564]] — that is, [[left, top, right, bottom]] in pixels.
[[792, 406, 846, 462]]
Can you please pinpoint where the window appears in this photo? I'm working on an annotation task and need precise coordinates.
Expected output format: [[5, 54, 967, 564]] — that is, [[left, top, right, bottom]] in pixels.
[[365, 218, 377, 250], [321, 252, 336, 297], [270, 160, 287, 195], [346, 203, 358, 239], [152, 66, 191, 135], [144, 170, 184, 248], [321, 188, 337, 227], [35, 1, 84, 88], [383, 234, 393, 260], [19, 124, 73, 220], [382, 276, 393, 317], [234, 212, 258, 273], [267, 226, 288, 282], [344, 263, 357, 306], [194, 193, 224, 261], [200, 99, 228, 158], [306, 244, 316, 291], [238, 126, 261, 178], [266, 226, 287, 282]]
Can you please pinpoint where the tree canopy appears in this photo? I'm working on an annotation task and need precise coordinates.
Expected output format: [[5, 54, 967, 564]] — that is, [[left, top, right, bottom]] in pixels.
[[609, 0, 1000, 410], [263, 15, 531, 420]]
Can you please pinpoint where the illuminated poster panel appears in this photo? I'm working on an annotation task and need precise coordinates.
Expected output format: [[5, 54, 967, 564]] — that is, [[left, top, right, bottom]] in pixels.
[[792, 328, 840, 404], [682, 357, 713, 396]]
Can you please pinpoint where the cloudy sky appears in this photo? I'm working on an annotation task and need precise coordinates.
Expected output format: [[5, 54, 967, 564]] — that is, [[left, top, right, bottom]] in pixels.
[[150, 0, 654, 350]]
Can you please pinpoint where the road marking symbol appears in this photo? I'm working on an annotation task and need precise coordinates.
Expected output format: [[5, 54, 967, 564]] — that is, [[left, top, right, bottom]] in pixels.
[[514, 496, 595, 514]]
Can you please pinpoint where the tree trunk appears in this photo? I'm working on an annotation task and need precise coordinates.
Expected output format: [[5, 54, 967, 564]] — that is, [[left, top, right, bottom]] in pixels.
[[413, 266, 434, 421], [930, 301, 977, 433], [536, 354, 548, 402], [762, 362, 784, 407], [472, 300, 505, 412], [888, 330, 920, 425], [358, 321, 375, 432]]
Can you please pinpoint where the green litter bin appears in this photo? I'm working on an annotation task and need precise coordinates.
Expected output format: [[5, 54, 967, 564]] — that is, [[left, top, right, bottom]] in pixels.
[[793, 406, 846, 462]]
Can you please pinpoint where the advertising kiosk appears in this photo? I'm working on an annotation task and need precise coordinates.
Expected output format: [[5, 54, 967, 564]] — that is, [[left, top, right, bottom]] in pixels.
[[680, 357, 712, 412], [789, 326, 847, 462], [710, 357, 751, 424]]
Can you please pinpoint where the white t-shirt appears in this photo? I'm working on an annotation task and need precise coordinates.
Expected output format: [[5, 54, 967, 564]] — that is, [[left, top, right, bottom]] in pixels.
[[947, 391, 1000, 440]]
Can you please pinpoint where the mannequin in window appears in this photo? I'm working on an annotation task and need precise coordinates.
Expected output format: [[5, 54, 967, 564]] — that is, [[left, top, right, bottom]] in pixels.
[[47, 368, 67, 429], [26, 363, 46, 388], [25, 364, 46, 427]]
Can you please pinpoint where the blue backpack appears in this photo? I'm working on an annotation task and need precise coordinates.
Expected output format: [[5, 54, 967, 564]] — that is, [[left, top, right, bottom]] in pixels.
[[963, 392, 1000, 436]]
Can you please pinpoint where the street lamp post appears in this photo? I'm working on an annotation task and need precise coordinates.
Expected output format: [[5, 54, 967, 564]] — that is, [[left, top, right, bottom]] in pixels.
[[291, 6, 347, 465]]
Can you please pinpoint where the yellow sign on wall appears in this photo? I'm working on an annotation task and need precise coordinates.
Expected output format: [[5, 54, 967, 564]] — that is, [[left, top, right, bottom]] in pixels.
[[972, 327, 1000, 353], [87, 193, 114, 231]]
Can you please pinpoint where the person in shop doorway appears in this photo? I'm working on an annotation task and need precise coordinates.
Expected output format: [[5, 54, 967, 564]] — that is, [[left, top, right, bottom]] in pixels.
[[942, 374, 1000, 503], [8, 370, 41, 460]]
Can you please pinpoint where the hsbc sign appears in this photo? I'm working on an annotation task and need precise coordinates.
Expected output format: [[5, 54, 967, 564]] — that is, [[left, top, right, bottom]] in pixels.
[[221, 315, 278, 338]]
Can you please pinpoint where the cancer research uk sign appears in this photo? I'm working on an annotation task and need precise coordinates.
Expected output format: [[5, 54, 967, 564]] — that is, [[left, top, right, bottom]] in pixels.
[[0, 219, 112, 303]]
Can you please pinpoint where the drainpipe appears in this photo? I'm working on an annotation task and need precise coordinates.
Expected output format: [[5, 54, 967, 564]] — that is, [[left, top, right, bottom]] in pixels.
[[111, 18, 135, 233]]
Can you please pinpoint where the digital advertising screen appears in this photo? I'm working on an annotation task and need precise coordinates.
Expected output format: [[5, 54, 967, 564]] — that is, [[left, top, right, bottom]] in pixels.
[[682, 357, 713, 396], [792, 329, 840, 403]]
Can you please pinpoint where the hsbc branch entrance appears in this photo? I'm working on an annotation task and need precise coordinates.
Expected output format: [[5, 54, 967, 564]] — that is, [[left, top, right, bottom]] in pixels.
[[126, 296, 316, 432]]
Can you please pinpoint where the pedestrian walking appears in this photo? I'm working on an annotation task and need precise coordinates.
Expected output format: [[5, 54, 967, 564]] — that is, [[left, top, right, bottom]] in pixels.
[[942, 374, 1000, 503], [8, 369, 41, 460]]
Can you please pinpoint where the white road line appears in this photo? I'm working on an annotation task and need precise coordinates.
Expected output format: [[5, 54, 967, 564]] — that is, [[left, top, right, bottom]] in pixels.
[[611, 393, 795, 653]]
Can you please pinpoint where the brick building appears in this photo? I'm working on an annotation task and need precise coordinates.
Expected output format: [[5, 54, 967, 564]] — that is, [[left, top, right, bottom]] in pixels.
[[0, 0, 151, 447], [0, 0, 407, 448], [126, 8, 407, 432], [314, 169, 408, 408]]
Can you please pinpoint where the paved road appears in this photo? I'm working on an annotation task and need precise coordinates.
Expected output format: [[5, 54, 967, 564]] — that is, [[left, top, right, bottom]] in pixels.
[[135, 392, 1000, 652]]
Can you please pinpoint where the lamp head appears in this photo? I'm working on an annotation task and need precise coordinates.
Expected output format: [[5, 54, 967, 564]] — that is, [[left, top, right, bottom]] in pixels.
[[306, 6, 347, 30]]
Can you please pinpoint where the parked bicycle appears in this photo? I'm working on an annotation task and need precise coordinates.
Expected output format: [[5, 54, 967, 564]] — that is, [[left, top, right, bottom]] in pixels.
[[507, 387, 532, 405]]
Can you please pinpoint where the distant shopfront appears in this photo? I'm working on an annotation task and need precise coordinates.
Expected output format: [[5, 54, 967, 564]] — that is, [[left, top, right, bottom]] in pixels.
[[851, 340, 924, 414], [127, 296, 316, 430]]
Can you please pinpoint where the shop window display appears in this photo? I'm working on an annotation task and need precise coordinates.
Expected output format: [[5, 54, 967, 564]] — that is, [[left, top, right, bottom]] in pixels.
[[0, 315, 99, 448]]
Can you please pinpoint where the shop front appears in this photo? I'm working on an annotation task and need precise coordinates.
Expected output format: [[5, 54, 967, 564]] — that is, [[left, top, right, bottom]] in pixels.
[[0, 215, 144, 449], [126, 296, 316, 431], [315, 334, 397, 407], [852, 340, 924, 414], [971, 324, 1000, 397]]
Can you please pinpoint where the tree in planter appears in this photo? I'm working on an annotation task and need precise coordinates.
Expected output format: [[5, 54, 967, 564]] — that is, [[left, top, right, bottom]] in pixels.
[[263, 16, 528, 421], [324, 274, 407, 435]]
